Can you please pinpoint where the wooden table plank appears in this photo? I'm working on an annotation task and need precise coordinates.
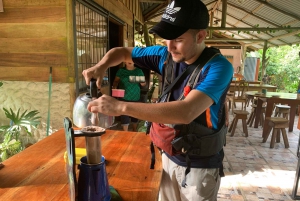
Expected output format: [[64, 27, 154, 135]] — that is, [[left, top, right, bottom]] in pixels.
[[0, 129, 162, 201], [229, 83, 277, 92]]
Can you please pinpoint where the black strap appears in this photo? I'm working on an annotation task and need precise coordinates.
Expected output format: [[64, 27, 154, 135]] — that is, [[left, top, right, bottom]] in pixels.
[[181, 154, 191, 187], [150, 141, 155, 169], [160, 65, 198, 98]]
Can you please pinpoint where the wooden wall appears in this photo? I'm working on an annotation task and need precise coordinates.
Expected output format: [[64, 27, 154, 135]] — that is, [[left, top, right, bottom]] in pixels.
[[0, 0, 74, 83], [95, 0, 144, 25], [0, 0, 143, 83]]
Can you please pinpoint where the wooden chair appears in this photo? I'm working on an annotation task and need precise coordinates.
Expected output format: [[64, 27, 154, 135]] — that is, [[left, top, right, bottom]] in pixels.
[[227, 80, 249, 114], [247, 104, 266, 127], [274, 104, 290, 120], [262, 117, 289, 148], [228, 110, 249, 137]]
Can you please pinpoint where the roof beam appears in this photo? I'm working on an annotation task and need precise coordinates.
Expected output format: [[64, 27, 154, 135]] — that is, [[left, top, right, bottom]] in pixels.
[[208, 27, 300, 31], [234, 3, 264, 26], [144, 2, 167, 21], [226, 2, 300, 43], [253, 0, 300, 21], [221, 0, 227, 28], [210, 0, 222, 13], [139, 0, 165, 3], [269, 30, 300, 41], [215, 10, 288, 45], [206, 38, 264, 42], [228, 2, 284, 29], [146, 22, 300, 32]]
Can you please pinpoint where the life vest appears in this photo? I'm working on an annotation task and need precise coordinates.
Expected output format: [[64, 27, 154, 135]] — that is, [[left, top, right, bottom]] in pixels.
[[147, 47, 229, 187]]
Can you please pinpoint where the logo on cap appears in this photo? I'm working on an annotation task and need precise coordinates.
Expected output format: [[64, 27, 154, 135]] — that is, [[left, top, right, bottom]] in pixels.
[[163, 1, 181, 22], [166, 1, 181, 14]]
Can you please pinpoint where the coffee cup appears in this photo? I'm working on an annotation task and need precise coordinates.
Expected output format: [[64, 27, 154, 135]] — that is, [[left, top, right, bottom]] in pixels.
[[262, 88, 267, 94], [129, 76, 136, 82]]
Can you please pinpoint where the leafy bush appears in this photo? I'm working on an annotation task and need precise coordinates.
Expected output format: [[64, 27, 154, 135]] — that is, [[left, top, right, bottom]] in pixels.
[[0, 108, 41, 161], [258, 45, 300, 92]]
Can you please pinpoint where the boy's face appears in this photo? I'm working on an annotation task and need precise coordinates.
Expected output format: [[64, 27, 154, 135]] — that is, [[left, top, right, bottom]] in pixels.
[[165, 29, 206, 64]]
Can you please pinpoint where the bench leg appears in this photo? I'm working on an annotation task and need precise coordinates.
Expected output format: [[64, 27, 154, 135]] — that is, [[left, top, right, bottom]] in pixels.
[[229, 118, 238, 137], [281, 128, 290, 148], [270, 129, 278, 148], [242, 119, 248, 137]]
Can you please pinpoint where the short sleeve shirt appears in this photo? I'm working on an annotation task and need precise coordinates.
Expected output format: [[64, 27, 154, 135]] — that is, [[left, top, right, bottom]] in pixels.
[[116, 67, 145, 101]]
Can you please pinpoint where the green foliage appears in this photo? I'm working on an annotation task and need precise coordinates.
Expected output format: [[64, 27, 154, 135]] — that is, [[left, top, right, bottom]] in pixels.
[[258, 45, 300, 92], [0, 136, 22, 161], [0, 108, 41, 161], [147, 74, 159, 102], [0, 108, 41, 141], [137, 120, 147, 133]]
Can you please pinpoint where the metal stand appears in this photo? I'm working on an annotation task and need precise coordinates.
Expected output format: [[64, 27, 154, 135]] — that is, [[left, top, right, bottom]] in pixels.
[[292, 132, 300, 199], [64, 117, 77, 201]]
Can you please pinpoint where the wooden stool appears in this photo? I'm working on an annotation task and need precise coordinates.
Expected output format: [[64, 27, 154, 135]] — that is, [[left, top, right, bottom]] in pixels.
[[274, 105, 290, 120], [228, 110, 249, 137], [262, 117, 289, 148], [247, 104, 266, 127]]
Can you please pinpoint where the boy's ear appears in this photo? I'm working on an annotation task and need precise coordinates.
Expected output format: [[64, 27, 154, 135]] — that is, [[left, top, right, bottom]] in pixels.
[[197, 30, 207, 43]]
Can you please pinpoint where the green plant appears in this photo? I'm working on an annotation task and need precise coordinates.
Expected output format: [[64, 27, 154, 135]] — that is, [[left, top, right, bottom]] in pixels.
[[147, 74, 159, 102], [0, 108, 41, 161]]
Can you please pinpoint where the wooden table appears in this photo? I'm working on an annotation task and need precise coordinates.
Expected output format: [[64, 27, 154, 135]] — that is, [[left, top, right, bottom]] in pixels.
[[230, 83, 277, 92], [231, 80, 261, 84], [245, 91, 300, 134], [0, 129, 162, 201]]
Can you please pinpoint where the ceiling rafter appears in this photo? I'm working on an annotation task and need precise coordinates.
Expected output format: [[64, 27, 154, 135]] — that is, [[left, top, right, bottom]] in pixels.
[[139, 0, 165, 3], [233, 3, 264, 26], [227, 2, 287, 29], [226, 2, 300, 42], [253, 0, 300, 21], [210, 0, 222, 13], [214, 9, 288, 46], [144, 2, 167, 22], [211, 18, 274, 48]]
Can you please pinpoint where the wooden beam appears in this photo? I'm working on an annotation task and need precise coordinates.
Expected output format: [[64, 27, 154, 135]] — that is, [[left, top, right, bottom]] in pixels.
[[210, 0, 222, 13], [146, 21, 300, 32], [221, 0, 227, 28], [212, 16, 283, 47], [144, 3, 167, 21], [254, 0, 300, 21], [143, 24, 151, 46], [269, 30, 300, 41], [139, 0, 165, 3], [209, 11, 214, 38], [261, 40, 268, 84], [206, 38, 264, 42], [208, 27, 300, 31], [206, 43, 241, 47]]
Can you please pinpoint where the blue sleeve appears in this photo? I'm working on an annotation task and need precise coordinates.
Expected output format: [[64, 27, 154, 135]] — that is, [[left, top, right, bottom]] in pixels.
[[132, 46, 168, 74], [195, 55, 233, 104]]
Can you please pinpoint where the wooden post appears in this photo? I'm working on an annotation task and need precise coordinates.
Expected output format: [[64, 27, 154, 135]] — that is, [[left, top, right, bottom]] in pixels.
[[261, 40, 268, 85], [143, 24, 151, 47], [221, 0, 227, 28], [209, 11, 214, 38], [240, 44, 247, 76]]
